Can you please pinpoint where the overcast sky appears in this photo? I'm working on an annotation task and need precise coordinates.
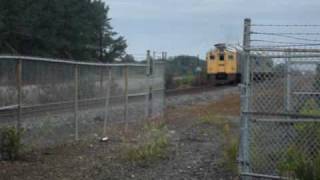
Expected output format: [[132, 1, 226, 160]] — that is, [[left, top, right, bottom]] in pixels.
[[104, 0, 319, 59]]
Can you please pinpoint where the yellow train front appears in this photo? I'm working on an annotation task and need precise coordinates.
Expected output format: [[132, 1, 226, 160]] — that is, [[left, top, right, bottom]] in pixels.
[[206, 44, 241, 85]]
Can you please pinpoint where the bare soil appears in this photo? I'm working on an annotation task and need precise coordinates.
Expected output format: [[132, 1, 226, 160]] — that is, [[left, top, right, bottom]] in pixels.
[[0, 93, 240, 180]]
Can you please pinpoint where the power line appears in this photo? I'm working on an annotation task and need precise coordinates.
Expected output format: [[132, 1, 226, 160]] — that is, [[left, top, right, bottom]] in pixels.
[[251, 32, 320, 35], [251, 39, 312, 44], [252, 44, 320, 48], [251, 24, 320, 27], [251, 32, 320, 42]]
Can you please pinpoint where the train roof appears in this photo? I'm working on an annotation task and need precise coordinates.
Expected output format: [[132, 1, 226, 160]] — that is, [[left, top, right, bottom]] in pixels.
[[210, 44, 238, 53]]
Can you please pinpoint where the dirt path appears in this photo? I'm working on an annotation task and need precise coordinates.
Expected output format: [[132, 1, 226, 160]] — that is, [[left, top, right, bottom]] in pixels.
[[0, 93, 240, 180]]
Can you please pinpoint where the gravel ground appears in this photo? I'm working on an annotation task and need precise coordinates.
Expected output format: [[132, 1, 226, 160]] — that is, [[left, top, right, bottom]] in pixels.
[[0, 87, 240, 180]]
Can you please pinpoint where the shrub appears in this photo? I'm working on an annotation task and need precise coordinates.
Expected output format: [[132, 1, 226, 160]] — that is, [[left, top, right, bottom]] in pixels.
[[0, 127, 24, 160], [181, 75, 195, 86]]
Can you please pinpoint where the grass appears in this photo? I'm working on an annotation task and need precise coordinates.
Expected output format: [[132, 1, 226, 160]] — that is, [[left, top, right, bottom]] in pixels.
[[0, 127, 24, 160], [198, 111, 239, 174], [121, 121, 170, 165], [276, 98, 320, 179], [222, 123, 239, 174], [278, 147, 320, 180], [198, 113, 227, 126], [176, 75, 196, 88]]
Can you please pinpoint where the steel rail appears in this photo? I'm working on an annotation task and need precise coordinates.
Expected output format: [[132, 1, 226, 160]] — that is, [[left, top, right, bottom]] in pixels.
[[165, 85, 236, 96], [240, 172, 287, 180], [0, 94, 148, 119], [0, 86, 235, 119]]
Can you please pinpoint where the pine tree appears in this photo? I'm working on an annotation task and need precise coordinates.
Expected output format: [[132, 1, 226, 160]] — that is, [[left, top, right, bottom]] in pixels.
[[0, 0, 127, 62]]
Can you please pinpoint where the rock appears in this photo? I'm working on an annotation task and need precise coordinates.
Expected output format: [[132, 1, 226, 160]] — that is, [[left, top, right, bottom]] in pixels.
[[100, 137, 109, 142]]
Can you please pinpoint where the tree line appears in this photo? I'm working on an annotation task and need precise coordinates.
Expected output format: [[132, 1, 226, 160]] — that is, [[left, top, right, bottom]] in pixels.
[[0, 0, 126, 62], [166, 55, 205, 77]]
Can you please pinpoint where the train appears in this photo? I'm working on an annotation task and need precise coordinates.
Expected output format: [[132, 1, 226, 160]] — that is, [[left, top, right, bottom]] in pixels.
[[206, 43, 273, 84]]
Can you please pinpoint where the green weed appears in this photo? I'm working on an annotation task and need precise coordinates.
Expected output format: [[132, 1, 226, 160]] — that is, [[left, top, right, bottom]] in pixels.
[[223, 124, 239, 173], [278, 147, 320, 180], [122, 122, 169, 165], [198, 113, 227, 127], [277, 99, 320, 179], [0, 127, 24, 160]]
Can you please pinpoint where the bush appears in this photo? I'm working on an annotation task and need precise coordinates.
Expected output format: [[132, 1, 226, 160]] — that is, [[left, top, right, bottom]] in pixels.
[[0, 127, 24, 160], [181, 75, 195, 86]]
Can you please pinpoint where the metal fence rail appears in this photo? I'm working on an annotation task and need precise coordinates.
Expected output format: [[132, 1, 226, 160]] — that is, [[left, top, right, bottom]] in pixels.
[[239, 19, 320, 179], [0, 52, 166, 150]]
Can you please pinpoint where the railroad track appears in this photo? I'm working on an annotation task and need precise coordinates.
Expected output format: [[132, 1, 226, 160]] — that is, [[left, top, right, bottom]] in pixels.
[[0, 85, 236, 120], [0, 95, 145, 119], [165, 84, 237, 96]]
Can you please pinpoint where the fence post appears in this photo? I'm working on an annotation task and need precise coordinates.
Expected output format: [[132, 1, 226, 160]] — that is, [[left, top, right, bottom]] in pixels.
[[124, 65, 129, 131], [16, 59, 22, 131], [150, 52, 154, 118], [145, 50, 151, 119], [74, 64, 79, 141], [100, 68, 104, 94], [285, 50, 292, 113], [153, 51, 156, 60], [103, 67, 112, 136], [162, 52, 167, 118], [240, 18, 252, 178]]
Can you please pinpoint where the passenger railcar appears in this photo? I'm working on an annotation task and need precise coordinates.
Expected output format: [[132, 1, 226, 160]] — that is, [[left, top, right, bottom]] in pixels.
[[206, 43, 273, 84], [206, 44, 241, 84]]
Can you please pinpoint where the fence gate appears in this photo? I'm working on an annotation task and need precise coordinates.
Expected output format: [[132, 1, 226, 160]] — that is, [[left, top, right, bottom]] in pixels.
[[239, 19, 320, 179]]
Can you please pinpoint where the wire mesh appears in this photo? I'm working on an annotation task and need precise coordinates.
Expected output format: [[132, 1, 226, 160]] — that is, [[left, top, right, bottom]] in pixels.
[[108, 66, 126, 124], [0, 58, 17, 127], [0, 55, 165, 151], [151, 62, 165, 117], [250, 55, 285, 114], [241, 19, 320, 179], [78, 65, 108, 140], [244, 55, 320, 179], [21, 60, 75, 147], [127, 66, 148, 122], [248, 118, 320, 176]]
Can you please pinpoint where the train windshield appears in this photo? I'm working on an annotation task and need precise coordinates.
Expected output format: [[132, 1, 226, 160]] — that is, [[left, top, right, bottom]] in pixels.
[[219, 54, 224, 61]]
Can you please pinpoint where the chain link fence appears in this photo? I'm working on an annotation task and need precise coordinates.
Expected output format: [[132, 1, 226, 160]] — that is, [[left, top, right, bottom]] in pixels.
[[0, 53, 165, 152], [240, 19, 320, 179]]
